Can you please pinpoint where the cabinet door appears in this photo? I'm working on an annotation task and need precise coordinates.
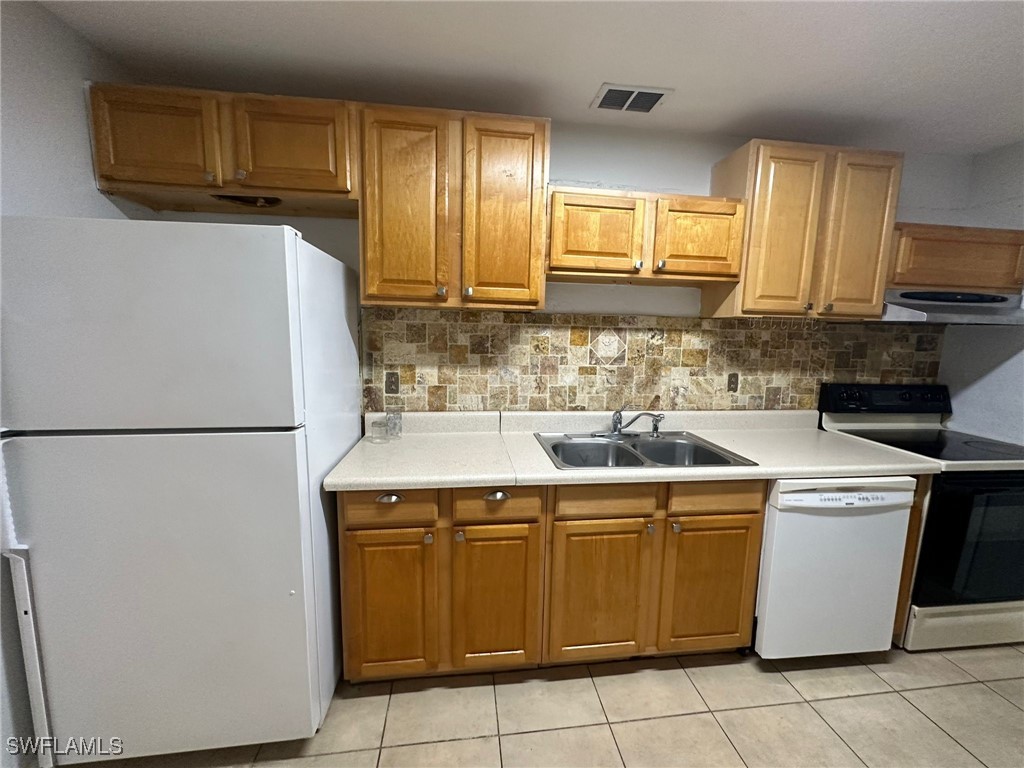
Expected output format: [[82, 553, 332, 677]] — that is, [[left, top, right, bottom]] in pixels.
[[549, 193, 646, 273], [743, 145, 827, 313], [362, 108, 450, 300], [343, 527, 439, 679], [652, 197, 745, 277], [90, 85, 221, 186], [658, 513, 763, 653], [232, 96, 350, 192], [815, 152, 902, 317], [452, 523, 542, 669], [891, 224, 1024, 290], [549, 518, 653, 662], [462, 117, 547, 304]]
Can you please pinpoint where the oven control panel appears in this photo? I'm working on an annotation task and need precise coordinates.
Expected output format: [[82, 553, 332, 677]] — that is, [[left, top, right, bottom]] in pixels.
[[818, 383, 951, 414]]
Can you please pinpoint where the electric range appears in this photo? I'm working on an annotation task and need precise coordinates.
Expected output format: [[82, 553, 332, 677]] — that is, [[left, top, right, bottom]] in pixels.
[[818, 383, 1024, 651]]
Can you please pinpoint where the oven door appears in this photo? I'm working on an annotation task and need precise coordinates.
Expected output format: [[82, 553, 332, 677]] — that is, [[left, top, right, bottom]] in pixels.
[[913, 471, 1024, 607]]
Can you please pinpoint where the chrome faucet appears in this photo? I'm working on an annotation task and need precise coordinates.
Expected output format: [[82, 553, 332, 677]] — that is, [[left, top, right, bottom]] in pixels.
[[610, 407, 665, 437]]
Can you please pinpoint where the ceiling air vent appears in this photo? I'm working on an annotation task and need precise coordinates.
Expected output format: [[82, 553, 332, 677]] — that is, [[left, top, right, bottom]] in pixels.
[[591, 83, 673, 113]]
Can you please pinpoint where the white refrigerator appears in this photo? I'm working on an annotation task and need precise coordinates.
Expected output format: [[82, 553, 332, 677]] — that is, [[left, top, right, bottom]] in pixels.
[[1, 217, 362, 764]]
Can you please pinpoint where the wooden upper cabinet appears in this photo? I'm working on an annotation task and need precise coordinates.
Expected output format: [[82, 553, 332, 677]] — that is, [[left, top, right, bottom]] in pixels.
[[462, 116, 547, 304], [653, 196, 745, 277], [815, 152, 902, 317], [658, 513, 763, 652], [548, 518, 653, 662], [361, 107, 450, 301], [451, 523, 542, 669], [90, 85, 222, 187], [743, 144, 827, 313], [342, 527, 439, 679], [890, 223, 1024, 290], [232, 96, 350, 192], [549, 192, 646, 273]]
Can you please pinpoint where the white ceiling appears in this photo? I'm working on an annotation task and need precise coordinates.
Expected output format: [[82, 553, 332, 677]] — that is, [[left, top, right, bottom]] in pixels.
[[45, 0, 1024, 155]]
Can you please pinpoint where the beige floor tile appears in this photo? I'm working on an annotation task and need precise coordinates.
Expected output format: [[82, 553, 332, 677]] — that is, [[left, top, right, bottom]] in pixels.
[[987, 677, 1024, 708], [257, 682, 390, 761], [108, 745, 261, 768], [942, 645, 1024, 681], [903, 683, 1024, 768], [775, 654, 893, 700], [382, 674, 497, 747], [612, 713, 744, 768], [857, 649, 974, 690], [495, 665, 606, 734], [257, 751, 379, 768], [589, 658, 707, 722], [1014, 644, 1024, 653], [812, 692, 981, 767], [378, 736, 500, 768], [716, 702, 862, 767], [500, 724, 622, 768], [680, 653, 802, 711]]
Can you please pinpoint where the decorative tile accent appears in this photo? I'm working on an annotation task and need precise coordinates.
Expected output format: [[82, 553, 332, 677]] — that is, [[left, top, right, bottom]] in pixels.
[[360, 309, 945, 412]]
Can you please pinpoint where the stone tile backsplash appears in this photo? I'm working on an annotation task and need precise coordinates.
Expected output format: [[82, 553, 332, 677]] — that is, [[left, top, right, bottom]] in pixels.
[[361, 308, 945, 412]]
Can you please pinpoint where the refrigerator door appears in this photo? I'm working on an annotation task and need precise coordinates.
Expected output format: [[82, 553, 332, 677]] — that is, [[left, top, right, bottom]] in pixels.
[[1, 218, 304, 430], [1, 432, 321, 763]]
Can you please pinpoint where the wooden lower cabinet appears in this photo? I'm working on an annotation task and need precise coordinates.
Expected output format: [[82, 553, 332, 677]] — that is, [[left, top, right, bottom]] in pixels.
[[658, 513, 763, 652], [342, 527, 439, 679], [548, 518, 654, 662], [452, 523, 542, 668]]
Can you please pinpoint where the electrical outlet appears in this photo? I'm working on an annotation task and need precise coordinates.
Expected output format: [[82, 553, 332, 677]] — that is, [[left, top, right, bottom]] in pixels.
[[384, 371, 400, 394], [727, 373, 739, 393]]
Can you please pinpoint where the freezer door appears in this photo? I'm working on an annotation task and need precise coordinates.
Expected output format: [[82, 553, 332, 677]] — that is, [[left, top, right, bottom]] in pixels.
[[2, 432, 321, 763], [1, 218, 304, 430]]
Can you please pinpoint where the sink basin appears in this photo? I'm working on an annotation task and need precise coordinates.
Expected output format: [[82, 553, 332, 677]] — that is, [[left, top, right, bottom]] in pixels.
[[550, 439, 645, 468], [535, 431, 756, 470], [632, 438, 734, 466]]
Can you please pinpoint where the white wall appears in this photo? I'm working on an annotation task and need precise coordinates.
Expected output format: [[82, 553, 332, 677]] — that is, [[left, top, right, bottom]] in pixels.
[[939, 141, 1024, 445]]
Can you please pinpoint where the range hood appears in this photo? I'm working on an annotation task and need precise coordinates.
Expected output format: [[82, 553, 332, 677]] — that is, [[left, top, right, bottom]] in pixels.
[[882, 289, 1024, 325]]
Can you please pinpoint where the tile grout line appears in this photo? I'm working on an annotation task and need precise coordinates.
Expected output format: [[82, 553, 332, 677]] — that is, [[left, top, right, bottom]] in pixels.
[[491, 674, 502, 768], [896, 687, 990, 767], [586, 665, 625, 768], [983, 680, 1024, 712], [678, 656, 749, 768], [375, 682, 393, 768], [938, 651, 988, 683]]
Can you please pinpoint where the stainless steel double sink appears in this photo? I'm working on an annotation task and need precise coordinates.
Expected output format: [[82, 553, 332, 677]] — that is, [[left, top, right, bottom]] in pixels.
[[534, 431, 756, 470]]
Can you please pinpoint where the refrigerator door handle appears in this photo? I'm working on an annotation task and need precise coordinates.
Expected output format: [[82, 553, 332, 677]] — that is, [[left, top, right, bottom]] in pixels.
[[3, 546, 55, 768]]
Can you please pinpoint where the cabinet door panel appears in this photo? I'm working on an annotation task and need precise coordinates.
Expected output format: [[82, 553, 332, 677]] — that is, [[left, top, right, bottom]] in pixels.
[[658, 513, 762, 652], [891, 224, 1024, 290], [362, 108, 450, 300], [653, 197, 745, 277], [452, 524, 542, 668], [549, 518, 653, 662], [90, 85, 221, 186], [233, 96, 350, 191], [549, 193, 646, 273], [743, 146, 827, 313], [463, 117, 546, 304], [816, 152, 902, 317], [343, 527, 438, 679]]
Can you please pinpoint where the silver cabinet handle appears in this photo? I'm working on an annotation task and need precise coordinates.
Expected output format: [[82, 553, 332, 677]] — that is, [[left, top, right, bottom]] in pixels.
[[203, 171, 216, 183], [646, 523, 656, 534], [423, 533, 434, 544], [235, 169, 248, 180], [656, 259, 667, 270], [454, 531, 465, 542], [823, 303, 834, 313], [804, 302, 814, 311], [436, 285, 448, 297], [672, 522, 682, 534], [483, 490, 511, 502], [464, 286, 474, 297], [634, 260, 644, 270], [375, 493, 404, 504]]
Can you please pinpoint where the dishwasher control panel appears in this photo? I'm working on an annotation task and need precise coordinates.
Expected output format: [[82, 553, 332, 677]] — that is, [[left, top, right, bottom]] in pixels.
[[776, 491, 916, 509]]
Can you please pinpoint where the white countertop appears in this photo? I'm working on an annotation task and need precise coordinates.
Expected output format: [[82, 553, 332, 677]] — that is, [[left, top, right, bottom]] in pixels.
[[324, 410, 942, 492]]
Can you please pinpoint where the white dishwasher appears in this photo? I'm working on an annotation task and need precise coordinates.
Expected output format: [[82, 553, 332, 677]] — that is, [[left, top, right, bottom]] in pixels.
[[755, 476, 917, 659]]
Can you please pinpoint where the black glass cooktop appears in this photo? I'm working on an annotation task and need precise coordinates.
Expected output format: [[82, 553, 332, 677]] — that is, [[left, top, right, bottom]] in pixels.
[[843, 429, 1024, 462]]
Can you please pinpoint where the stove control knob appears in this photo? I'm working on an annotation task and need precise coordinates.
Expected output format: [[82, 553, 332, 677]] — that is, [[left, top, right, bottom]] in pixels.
[[899, 391, 913, 402]]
